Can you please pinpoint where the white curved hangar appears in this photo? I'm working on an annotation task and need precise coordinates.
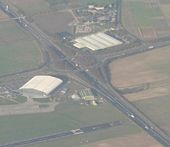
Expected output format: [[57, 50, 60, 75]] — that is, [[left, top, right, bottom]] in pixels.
[[19, 75, 63, 98]]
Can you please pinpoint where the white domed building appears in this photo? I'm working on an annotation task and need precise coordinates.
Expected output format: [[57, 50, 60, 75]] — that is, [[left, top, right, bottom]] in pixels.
[[19, 75, 63, 98]]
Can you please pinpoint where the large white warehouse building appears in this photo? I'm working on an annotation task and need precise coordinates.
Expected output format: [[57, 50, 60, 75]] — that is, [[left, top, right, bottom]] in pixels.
[[73, 32, 122, 51], [19, 75, 63, 98]]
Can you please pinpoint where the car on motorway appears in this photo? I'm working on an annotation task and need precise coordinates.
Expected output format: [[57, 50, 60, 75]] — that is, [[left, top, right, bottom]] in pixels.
[[130, 114, 135, 118], [148, 46, 154, 49], [144, 125, 149, 130], [127, 112, 135, 118]]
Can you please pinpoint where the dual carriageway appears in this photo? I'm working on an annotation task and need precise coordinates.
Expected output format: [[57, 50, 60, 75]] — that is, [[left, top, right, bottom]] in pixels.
[[0, 2, 170, 147]]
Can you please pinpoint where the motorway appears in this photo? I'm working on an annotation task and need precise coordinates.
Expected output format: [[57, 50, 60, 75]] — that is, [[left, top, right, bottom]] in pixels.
[[0, 2, 170, 147]]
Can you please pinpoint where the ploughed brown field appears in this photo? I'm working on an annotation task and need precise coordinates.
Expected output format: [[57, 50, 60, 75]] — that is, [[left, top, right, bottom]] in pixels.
[[110, 46, 170, 101], [110, 46, 170, 138]]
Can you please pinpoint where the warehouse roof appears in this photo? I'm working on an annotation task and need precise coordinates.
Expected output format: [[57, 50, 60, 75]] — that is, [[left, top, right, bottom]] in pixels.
[[73, 32, 122, 51], [20, 75, 63, 95]]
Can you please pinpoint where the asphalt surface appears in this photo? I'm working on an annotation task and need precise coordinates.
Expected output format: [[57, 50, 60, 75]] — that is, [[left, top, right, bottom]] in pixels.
[[0, 120, 123, 147], [0, 2, 170, 147]]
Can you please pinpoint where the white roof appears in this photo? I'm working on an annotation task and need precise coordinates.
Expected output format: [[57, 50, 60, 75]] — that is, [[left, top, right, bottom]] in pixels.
[[20, 76, 63, 95], [73, 32, 122, 51], [74, 42, 86, 48]]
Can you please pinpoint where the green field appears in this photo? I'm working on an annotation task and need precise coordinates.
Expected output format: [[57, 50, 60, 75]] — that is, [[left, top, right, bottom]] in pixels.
[[75, 0, 114, 6], [0, 102, 141, 144], [133, 96, 170, 126], [128, 1, 162, 27], [25, 122, 141, 147], [0, 21, 42, 76], [8, 0, 50, 16], [14, 96, 27, 103], [0, 96, 27, 105], [0, 98, 16, 105], [8, 0, 114, 16], [47, 0, 114, 6], [122, 0, 170, 40]]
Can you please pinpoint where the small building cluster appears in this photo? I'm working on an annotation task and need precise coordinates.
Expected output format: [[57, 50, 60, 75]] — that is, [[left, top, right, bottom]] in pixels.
[[75, 25, 92, 34], [79, 88, 98, 106], [75, 3, 117, 26], [0, 85, 18, 104]]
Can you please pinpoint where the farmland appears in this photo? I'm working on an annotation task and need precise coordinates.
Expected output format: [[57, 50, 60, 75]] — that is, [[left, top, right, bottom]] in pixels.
[[122, 0, 170, 41], [0, 17, 42, 76], [134, 96, 170, 127], [6, 0, 75, 36], [23, 130, 162, 147], [0, 0, 167, 146], [81, 132, 162, 147], [70, 0, 114, 6], [109, 45, 170, 137], [7, 0, 115, 15], [128, 1, 162, 27], [0, 102, 140, 145], [6, 0, 49, 16], [47, 0, 114, 7], [32, 11, 74, 36], [5, 0, 116, 37]]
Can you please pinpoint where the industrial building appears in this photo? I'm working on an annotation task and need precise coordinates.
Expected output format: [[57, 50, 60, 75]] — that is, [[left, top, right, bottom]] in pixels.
[[73, 32, 122, 51], [19, 75, 63, 98]]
